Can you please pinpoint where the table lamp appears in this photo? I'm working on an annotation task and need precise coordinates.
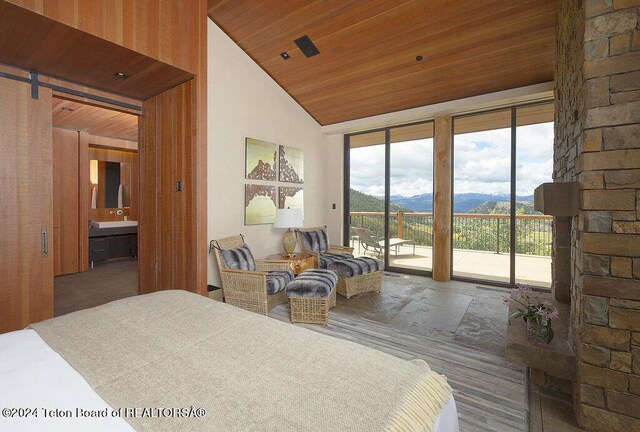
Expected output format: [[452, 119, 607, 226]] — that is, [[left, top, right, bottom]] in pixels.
[[274, 208, 303, 256]]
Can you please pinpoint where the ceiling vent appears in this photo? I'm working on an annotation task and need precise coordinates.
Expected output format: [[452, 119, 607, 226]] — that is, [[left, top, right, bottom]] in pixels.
[[294, 35, 320, 58]]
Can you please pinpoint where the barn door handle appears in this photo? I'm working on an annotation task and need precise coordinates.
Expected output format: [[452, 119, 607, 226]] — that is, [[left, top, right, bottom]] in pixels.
[[41, 226, 48, 258]]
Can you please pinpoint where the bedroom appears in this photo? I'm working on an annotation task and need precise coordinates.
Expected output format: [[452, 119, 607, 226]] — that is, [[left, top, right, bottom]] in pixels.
[[1, 1, 640, 431]]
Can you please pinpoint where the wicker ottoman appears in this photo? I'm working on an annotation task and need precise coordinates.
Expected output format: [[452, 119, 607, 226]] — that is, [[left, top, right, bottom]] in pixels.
[[328, 257, 384, 299], [285, 269, 337, 325]]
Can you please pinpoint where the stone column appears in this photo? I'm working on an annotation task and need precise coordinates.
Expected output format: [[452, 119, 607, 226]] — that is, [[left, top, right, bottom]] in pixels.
[[556, 0, 640, 430]]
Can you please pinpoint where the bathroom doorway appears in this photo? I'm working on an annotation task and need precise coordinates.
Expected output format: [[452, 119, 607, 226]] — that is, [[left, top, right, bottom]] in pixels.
[[51, 96, 140, 316]]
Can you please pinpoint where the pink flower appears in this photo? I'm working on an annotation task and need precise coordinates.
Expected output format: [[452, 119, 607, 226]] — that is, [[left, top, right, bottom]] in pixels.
[[513, 284, 533, 302]]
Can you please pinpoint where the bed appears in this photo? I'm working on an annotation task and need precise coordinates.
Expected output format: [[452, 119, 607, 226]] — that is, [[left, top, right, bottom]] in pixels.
[[0, 290, 458, 432]]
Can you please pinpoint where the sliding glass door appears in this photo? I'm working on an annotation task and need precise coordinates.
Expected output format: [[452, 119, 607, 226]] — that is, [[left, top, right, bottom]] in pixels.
[[515, 105, 553, 287], [452, 109, 512, 283], [347, 121, 434, 274], [348, 130, 386, 252], [451, 102, 553, 287], [388, 124, 434, 272]]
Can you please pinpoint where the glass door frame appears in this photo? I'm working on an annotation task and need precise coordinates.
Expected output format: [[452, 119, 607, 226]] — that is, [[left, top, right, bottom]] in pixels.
[[343, 120, 435, 277], [450, 100, 554, 289]]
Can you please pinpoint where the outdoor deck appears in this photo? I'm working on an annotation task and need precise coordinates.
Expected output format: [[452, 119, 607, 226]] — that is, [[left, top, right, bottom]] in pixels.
[[352, 241, 551, 287]]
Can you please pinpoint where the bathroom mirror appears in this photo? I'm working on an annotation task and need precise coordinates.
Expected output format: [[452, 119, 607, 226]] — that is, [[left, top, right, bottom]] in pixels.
[[90, 160, 131, 208]]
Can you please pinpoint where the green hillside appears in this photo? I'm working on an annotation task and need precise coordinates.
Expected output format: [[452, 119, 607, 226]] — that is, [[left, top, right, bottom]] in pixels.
[[349, 188, 411, 212], [467, 201, 540, 215]]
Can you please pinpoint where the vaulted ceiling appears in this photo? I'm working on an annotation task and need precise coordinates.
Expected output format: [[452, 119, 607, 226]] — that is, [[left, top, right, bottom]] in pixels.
[[208, 0, 557, 126]]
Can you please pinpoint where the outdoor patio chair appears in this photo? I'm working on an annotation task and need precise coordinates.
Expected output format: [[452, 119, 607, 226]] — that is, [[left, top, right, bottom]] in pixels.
[[351, 227, 416, 257], [211, 234, 293, 316]]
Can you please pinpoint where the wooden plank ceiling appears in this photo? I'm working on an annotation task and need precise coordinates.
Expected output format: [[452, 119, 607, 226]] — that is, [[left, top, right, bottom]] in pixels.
[[0, 0, 194, 100], [52, 98, 138, 142], [208, 0, 557, 125]]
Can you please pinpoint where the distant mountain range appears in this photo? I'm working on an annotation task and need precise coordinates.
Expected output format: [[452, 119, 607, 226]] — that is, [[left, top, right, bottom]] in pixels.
[[351, 189, 538, 214]]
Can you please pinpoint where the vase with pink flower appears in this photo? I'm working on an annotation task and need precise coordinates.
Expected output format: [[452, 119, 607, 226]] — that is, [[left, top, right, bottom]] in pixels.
[[504, 284, 559, 344]]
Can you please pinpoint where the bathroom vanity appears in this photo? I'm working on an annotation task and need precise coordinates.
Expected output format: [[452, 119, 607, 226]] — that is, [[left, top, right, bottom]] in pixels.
[[88, 222, 138, 267]]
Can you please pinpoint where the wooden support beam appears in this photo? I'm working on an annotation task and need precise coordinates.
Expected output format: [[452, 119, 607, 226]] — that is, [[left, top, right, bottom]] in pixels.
[[433, 116, 452, 281]]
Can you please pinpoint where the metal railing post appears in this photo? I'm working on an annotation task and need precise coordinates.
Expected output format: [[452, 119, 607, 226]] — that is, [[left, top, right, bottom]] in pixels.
[[496, 218, 500, 254]]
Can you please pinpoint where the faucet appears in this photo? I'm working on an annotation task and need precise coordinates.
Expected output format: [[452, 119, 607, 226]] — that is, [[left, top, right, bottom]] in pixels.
[[109, 209, 125, 219]]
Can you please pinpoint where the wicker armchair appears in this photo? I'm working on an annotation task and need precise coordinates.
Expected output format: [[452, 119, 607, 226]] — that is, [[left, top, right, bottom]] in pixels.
[[294, 226, 354, 268], [211, 235, 291, 316]]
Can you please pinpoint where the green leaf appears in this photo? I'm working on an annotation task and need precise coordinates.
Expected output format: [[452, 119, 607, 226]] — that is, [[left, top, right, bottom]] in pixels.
[[509, 311, 524, 322], [546, 326, 554, 344]]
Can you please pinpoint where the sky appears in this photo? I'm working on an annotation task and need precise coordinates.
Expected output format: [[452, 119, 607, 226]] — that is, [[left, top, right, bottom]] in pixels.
[[350, 122, 553, 198]]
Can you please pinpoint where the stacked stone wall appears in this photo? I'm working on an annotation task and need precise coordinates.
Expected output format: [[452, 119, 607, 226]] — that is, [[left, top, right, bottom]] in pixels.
[[556, 0, 640, 429]]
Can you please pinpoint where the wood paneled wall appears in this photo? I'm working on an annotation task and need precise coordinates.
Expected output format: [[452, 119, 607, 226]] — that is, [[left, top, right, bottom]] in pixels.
[[52, 128, 80, 276], [78, 132, 89, 272], [6, 0, 201, 74], [88, 135, 138, 151], [89, 208, 132, 222], [0, 79, 53, 333], [139, 80, 206, 296]]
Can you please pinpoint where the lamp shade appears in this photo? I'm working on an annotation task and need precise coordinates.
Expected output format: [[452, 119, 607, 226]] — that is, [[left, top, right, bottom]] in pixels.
[[273, 208, 303, 229]]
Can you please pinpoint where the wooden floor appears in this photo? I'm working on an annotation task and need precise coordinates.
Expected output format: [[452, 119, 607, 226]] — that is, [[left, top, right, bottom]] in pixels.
[[54, 258, 138, 316], [271, 304, 527, 432]]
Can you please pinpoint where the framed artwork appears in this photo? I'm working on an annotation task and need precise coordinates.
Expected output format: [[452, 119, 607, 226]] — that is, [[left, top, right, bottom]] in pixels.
[[245, 184, 277, 225], [245, 138, 277, 181], [278, 187, 303, 214], [278, 145, 303, 183]]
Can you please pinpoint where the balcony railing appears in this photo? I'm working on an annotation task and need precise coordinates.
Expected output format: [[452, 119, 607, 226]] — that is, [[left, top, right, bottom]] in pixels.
[[350, 211, 553, 256]]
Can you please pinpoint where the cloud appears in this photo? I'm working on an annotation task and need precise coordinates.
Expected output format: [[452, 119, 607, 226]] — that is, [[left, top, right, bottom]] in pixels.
[[349, 122, 553, 198]]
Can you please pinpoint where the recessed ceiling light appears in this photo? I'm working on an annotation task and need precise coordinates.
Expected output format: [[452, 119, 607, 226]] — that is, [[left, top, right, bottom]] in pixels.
[[416, 55, 423, 62], [113, 72, 129, 79], [280, 52, 290, 60]]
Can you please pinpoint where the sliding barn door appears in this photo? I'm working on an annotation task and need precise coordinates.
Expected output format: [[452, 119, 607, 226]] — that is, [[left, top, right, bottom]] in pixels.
[[0, 79, 54, 333]]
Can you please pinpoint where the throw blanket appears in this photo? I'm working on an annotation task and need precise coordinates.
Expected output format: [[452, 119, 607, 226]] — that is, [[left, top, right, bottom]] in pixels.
[[31, 291, 452, 432]]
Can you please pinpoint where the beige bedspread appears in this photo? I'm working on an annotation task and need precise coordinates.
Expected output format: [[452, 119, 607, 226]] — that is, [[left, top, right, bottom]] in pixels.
[[31, 290, 452, 431]]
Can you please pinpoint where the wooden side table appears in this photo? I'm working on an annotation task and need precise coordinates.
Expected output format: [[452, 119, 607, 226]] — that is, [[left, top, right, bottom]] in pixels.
[[266, 252, 315, 275]]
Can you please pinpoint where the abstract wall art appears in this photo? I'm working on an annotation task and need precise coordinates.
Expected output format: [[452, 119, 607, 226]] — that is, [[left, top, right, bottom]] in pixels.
[[246, 138, 277, 181], [278, 186, 303, 214], [278, 145, 303, 183], [245, 184, 277, 225]]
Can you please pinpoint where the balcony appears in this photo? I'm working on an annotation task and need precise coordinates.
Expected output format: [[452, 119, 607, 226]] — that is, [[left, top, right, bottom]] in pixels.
[[350, 211, 552, 287]]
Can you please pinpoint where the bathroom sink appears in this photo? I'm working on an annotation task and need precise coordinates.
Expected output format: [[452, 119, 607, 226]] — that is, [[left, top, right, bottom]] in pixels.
[[94, 221, 138, 228]]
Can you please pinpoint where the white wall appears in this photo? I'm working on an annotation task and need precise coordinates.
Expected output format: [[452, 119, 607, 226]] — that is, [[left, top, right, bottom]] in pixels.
[[207, 21, 338, 286], [324, 134, 344, 245]]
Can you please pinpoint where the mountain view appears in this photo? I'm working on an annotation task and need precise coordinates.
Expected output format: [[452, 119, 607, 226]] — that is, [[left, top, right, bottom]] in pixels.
[[350, 189, 538, 214], [349, 188, 412, 212]]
